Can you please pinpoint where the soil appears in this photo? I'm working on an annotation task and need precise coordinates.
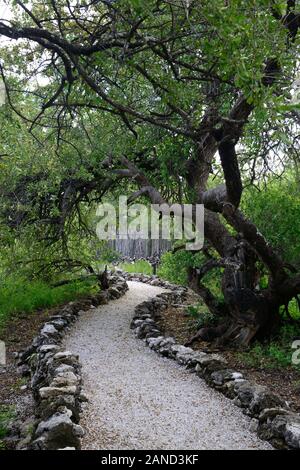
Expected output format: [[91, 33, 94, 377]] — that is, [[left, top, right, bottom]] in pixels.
[[0, 309, 53, 404], [0, 300, 87, 449], [158, 293, 300, 413], [0, 308, 58, 449], [0, 294, 96, 406]]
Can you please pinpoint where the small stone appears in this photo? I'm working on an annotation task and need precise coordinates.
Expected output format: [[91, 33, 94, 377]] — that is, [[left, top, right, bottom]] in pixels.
[[258, 407, 290, 423], [145, 330, 162, 339], [49, 319, 67, 331], [210, 369, 243, 387], [79, 392, 89, 402], [249, 418, 259, 433], [249, 390, 285, 417], [194, 354, 228, 375], [234, 381, 264, 408], [175, 346, 195, 365], [53, 351, 79, 362], [108, 287, 121, 299], [53, 364, 76, 376]]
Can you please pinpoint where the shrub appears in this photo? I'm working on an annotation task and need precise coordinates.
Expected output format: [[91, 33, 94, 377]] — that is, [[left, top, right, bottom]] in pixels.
[[158, 251, 194, 285], [158, 250, 224, 301], [242, 176, 300, 266]]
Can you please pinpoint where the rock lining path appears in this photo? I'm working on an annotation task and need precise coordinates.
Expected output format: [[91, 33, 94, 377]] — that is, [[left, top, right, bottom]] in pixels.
[[64, 281, 272, 450]]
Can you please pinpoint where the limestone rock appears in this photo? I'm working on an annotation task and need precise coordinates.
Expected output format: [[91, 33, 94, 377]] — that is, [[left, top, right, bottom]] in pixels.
[[33, 412, 84, 450], [40, 324, 60, 338], [39, 345, 60, 354], [258, 410, 300, 449], [39, 386, 77, 399], [194, 354, 228, 375], [108, 286, 122, 299], [175, 346, 195, 365], [210, 369, 244, 388], [52, 351, 79, 366], [37, 394, 78, 421], [147, 336, 164, 349], [50, 370, 80, 388]]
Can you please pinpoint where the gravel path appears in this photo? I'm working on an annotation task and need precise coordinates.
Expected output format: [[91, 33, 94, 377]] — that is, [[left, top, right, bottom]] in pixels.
[[64, 281, 272, 450]]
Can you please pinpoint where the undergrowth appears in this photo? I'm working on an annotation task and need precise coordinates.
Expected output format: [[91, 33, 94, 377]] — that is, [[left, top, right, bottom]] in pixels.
[[185, 304, 217, 331], [0, 277, 97, 334], [237, 323, 300, 370], [0, 405, 15, 450], [186, 301, 300, 370]]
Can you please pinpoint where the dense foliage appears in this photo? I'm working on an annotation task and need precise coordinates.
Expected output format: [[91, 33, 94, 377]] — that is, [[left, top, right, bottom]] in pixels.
[[242, 176, 300, 266], [0, 0, 299, 347]]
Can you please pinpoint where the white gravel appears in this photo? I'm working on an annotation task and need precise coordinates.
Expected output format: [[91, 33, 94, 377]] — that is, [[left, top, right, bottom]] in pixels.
[[64, 281, 272, 450]]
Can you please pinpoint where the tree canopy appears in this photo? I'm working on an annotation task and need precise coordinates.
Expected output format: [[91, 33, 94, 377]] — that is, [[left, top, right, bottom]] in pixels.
[[0, 0, 300, 346]]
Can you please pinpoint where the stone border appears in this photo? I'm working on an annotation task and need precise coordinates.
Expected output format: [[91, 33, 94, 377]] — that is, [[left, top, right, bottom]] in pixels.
[[120, 270, 188, 295], [15, 274, 128, 450], [128, 274, 300, 450]]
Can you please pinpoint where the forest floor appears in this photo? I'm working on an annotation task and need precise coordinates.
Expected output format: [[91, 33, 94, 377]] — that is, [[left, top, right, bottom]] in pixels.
[[158, 293, 300, 413], [64, 281, 271, 450]]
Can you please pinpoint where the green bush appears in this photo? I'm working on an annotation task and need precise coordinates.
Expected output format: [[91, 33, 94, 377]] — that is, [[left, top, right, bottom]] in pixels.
[[97, 245, 120, 263], [242, 176, 300, 265], [280, 299, 300, 321], [158, 251, 194, 285], [158, 250, 223, 301]]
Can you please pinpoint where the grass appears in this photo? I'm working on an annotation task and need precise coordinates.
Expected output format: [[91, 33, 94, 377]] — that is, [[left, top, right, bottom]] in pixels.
[[118, 260, 153, 275], [0, 277, 98, 334], [0, 276, 98, 449], [237, 323, 300, 370], [0, 405, 15, 449]]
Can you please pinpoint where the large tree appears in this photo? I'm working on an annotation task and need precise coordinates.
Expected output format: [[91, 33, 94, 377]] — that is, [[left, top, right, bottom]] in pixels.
[[0, 0, 300, 346]]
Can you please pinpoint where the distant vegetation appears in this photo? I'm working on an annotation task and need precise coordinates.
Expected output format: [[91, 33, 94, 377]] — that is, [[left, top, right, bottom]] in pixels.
[[118, 260, 153, 275]]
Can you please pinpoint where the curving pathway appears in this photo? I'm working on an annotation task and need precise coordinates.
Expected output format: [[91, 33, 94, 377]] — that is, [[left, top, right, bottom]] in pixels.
[[64, 281, 272, 450]]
